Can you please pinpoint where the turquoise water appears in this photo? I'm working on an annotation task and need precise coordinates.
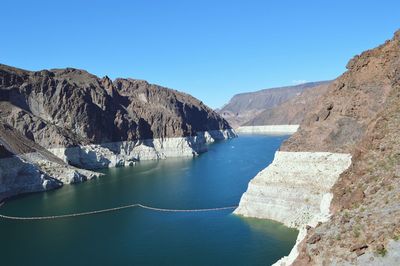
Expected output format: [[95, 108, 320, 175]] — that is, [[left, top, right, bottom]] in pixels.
[[0, 135, 298, 266]]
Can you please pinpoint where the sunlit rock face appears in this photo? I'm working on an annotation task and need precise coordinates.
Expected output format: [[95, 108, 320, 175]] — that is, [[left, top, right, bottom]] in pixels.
[[236, 125, 299, 135], [235, 151, 352, 228], [235, 151, 352, 266], [48, 129, 236, 169], [0, 64, 236, 200]]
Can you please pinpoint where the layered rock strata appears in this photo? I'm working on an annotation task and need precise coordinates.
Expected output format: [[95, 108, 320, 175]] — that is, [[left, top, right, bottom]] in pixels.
[[234, 152, 352, 265], [0, 64, 235, 200], [243, 83, 330, 126], [0, 123, 102, 201], [236, 125, 299, 134], [236, 30, 400, 265], [235, 152, 352, 227], [48, 129, 236, 169], [218, 81, 330, 128]]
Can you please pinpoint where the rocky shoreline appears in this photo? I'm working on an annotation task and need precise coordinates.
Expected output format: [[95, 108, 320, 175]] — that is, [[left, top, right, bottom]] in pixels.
[[235, 30, 400, 265], [236, 125, 299, 134], [234, 151, 351, 265], [0, 64, 236, 202], [47, 129, 236, 169], [0, 129, 236, 202]]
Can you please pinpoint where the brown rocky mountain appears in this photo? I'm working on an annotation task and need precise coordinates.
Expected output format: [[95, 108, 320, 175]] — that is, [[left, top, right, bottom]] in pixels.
[[244, 82, 330, 126], [281, 32, 399, 153], [0, 64, 231, 149], [287, 30, 400, 265], [218, 81, 330, 128], [0, 64, 235, 201], [0, 122, 101, 200]]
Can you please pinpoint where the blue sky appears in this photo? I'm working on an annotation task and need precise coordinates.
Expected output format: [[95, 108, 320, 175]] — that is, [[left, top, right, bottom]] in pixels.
[[1, 0, 399, 108]]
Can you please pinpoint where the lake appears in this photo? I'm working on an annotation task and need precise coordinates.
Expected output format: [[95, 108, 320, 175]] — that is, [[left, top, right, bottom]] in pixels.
[[0, 135, 298, 266]]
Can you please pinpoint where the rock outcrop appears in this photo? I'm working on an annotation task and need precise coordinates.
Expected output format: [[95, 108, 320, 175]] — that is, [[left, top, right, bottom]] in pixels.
[[293, 62, 400, 265], [0, 64, 233, 148], [236, 30, 400, 265], [243, 83, 330, 126], [235, 152, 352, 228], [0, 123, 101, 201], [0, 64, 235, 200], [218, 81, 330, 128], [281, 32, 399, 153], [235, 125, 299, 134]]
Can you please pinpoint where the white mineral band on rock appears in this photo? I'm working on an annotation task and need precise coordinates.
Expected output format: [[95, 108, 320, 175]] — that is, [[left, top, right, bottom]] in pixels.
[[47, 129, 237, 169], [234, 151, 352, 266], [236, 125, 299, 134]]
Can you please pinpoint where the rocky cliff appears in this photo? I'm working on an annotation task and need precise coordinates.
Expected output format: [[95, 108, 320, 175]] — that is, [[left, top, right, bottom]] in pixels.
[[0, 64, 233, 147], [243, 82, 330, 126], [291, 30, 400, 266], [0, 64, 235, 200], [236, 30, 400, 265], [0, 122, 101, 200], [281, 32, 399, 153], [219, 81, 329, 128]]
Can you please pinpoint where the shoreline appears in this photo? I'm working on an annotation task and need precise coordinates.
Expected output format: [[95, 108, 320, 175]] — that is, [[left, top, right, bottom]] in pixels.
[[47, 129, 237, 169], [234, 151, 352, 265], [236, 125, 299, 134], [0, 129, 236, 202]]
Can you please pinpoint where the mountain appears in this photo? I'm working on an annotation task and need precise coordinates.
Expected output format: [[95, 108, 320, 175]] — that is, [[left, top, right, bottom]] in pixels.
[[243, 82, 330, 126], [218, 81, 330, 128], [234, 30, 400, 265], [0, 64, 235, 201], [0, 64, 232, 147], [284, 30, 400, 265]]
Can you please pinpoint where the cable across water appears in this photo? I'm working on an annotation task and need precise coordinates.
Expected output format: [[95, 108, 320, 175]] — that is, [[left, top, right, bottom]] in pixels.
[[0, 201, 237, 221]]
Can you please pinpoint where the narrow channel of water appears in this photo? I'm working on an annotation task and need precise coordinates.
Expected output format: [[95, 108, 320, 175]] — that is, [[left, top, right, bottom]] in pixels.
[[0, 135, 298, 266]]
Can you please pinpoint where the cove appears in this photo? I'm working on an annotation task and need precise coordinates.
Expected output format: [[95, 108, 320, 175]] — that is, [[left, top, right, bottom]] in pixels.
[[0, 135, 298, 266]]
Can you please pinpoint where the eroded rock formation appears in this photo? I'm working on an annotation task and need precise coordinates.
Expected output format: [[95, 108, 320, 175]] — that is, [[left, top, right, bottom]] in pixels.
[[218, 81, 330, 128], [0, 64, 235, 200], [236, 30, 400, 265]]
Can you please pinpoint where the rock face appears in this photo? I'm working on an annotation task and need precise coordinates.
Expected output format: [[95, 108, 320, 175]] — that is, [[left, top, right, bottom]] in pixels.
[[0, 64, 235, 200], [293, 65, 400, 265], [218, 81, 330, 128], [235, 152, 351, 228], [47, 130, 235, 169], [0, 64, 232, 148], [236, 125, 299, 134], [235, 151, 351, 266], [281, 32, 399, 153], [243, 83, 330, 126], [237, 30, 400, 265], [0, 123, 101, 201]]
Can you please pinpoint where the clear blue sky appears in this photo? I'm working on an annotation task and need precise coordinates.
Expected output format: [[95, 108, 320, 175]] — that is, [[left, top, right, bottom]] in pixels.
[[1, 0, 399, 108]]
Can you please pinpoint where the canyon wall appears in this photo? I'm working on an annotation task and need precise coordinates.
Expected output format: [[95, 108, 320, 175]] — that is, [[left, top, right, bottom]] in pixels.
[[236, 125, 299, 134], [218, 81, 330, 128], [236, 30, 400, 265], [0, 64, 236, 201]]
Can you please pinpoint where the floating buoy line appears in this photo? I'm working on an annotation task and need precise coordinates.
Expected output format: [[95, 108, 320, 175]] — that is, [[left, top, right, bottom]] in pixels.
[[0, 201, 237, 221]]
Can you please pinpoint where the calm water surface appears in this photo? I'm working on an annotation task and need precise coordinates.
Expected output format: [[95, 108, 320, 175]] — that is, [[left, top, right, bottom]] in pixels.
[[0, 135, 298, 266]]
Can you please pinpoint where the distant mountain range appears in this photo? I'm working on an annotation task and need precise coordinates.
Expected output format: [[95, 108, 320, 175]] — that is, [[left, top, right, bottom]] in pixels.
[[218, 81, 331, 128]]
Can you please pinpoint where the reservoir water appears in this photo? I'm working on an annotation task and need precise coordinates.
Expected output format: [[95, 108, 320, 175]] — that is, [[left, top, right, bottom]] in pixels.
[[0, 135, 298, 266]]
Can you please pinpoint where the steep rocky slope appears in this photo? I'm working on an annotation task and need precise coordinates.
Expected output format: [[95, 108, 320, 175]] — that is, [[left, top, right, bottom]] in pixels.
[[219, 81, 329, 127], [0, 64, 235, 200], [236, 30, 400, 265], [291, 30, 400, 265], [0, 64, 232, 148], [244, 82, 330, 126], [281, 33, 399, 153], [0, 122, 101, 200]]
